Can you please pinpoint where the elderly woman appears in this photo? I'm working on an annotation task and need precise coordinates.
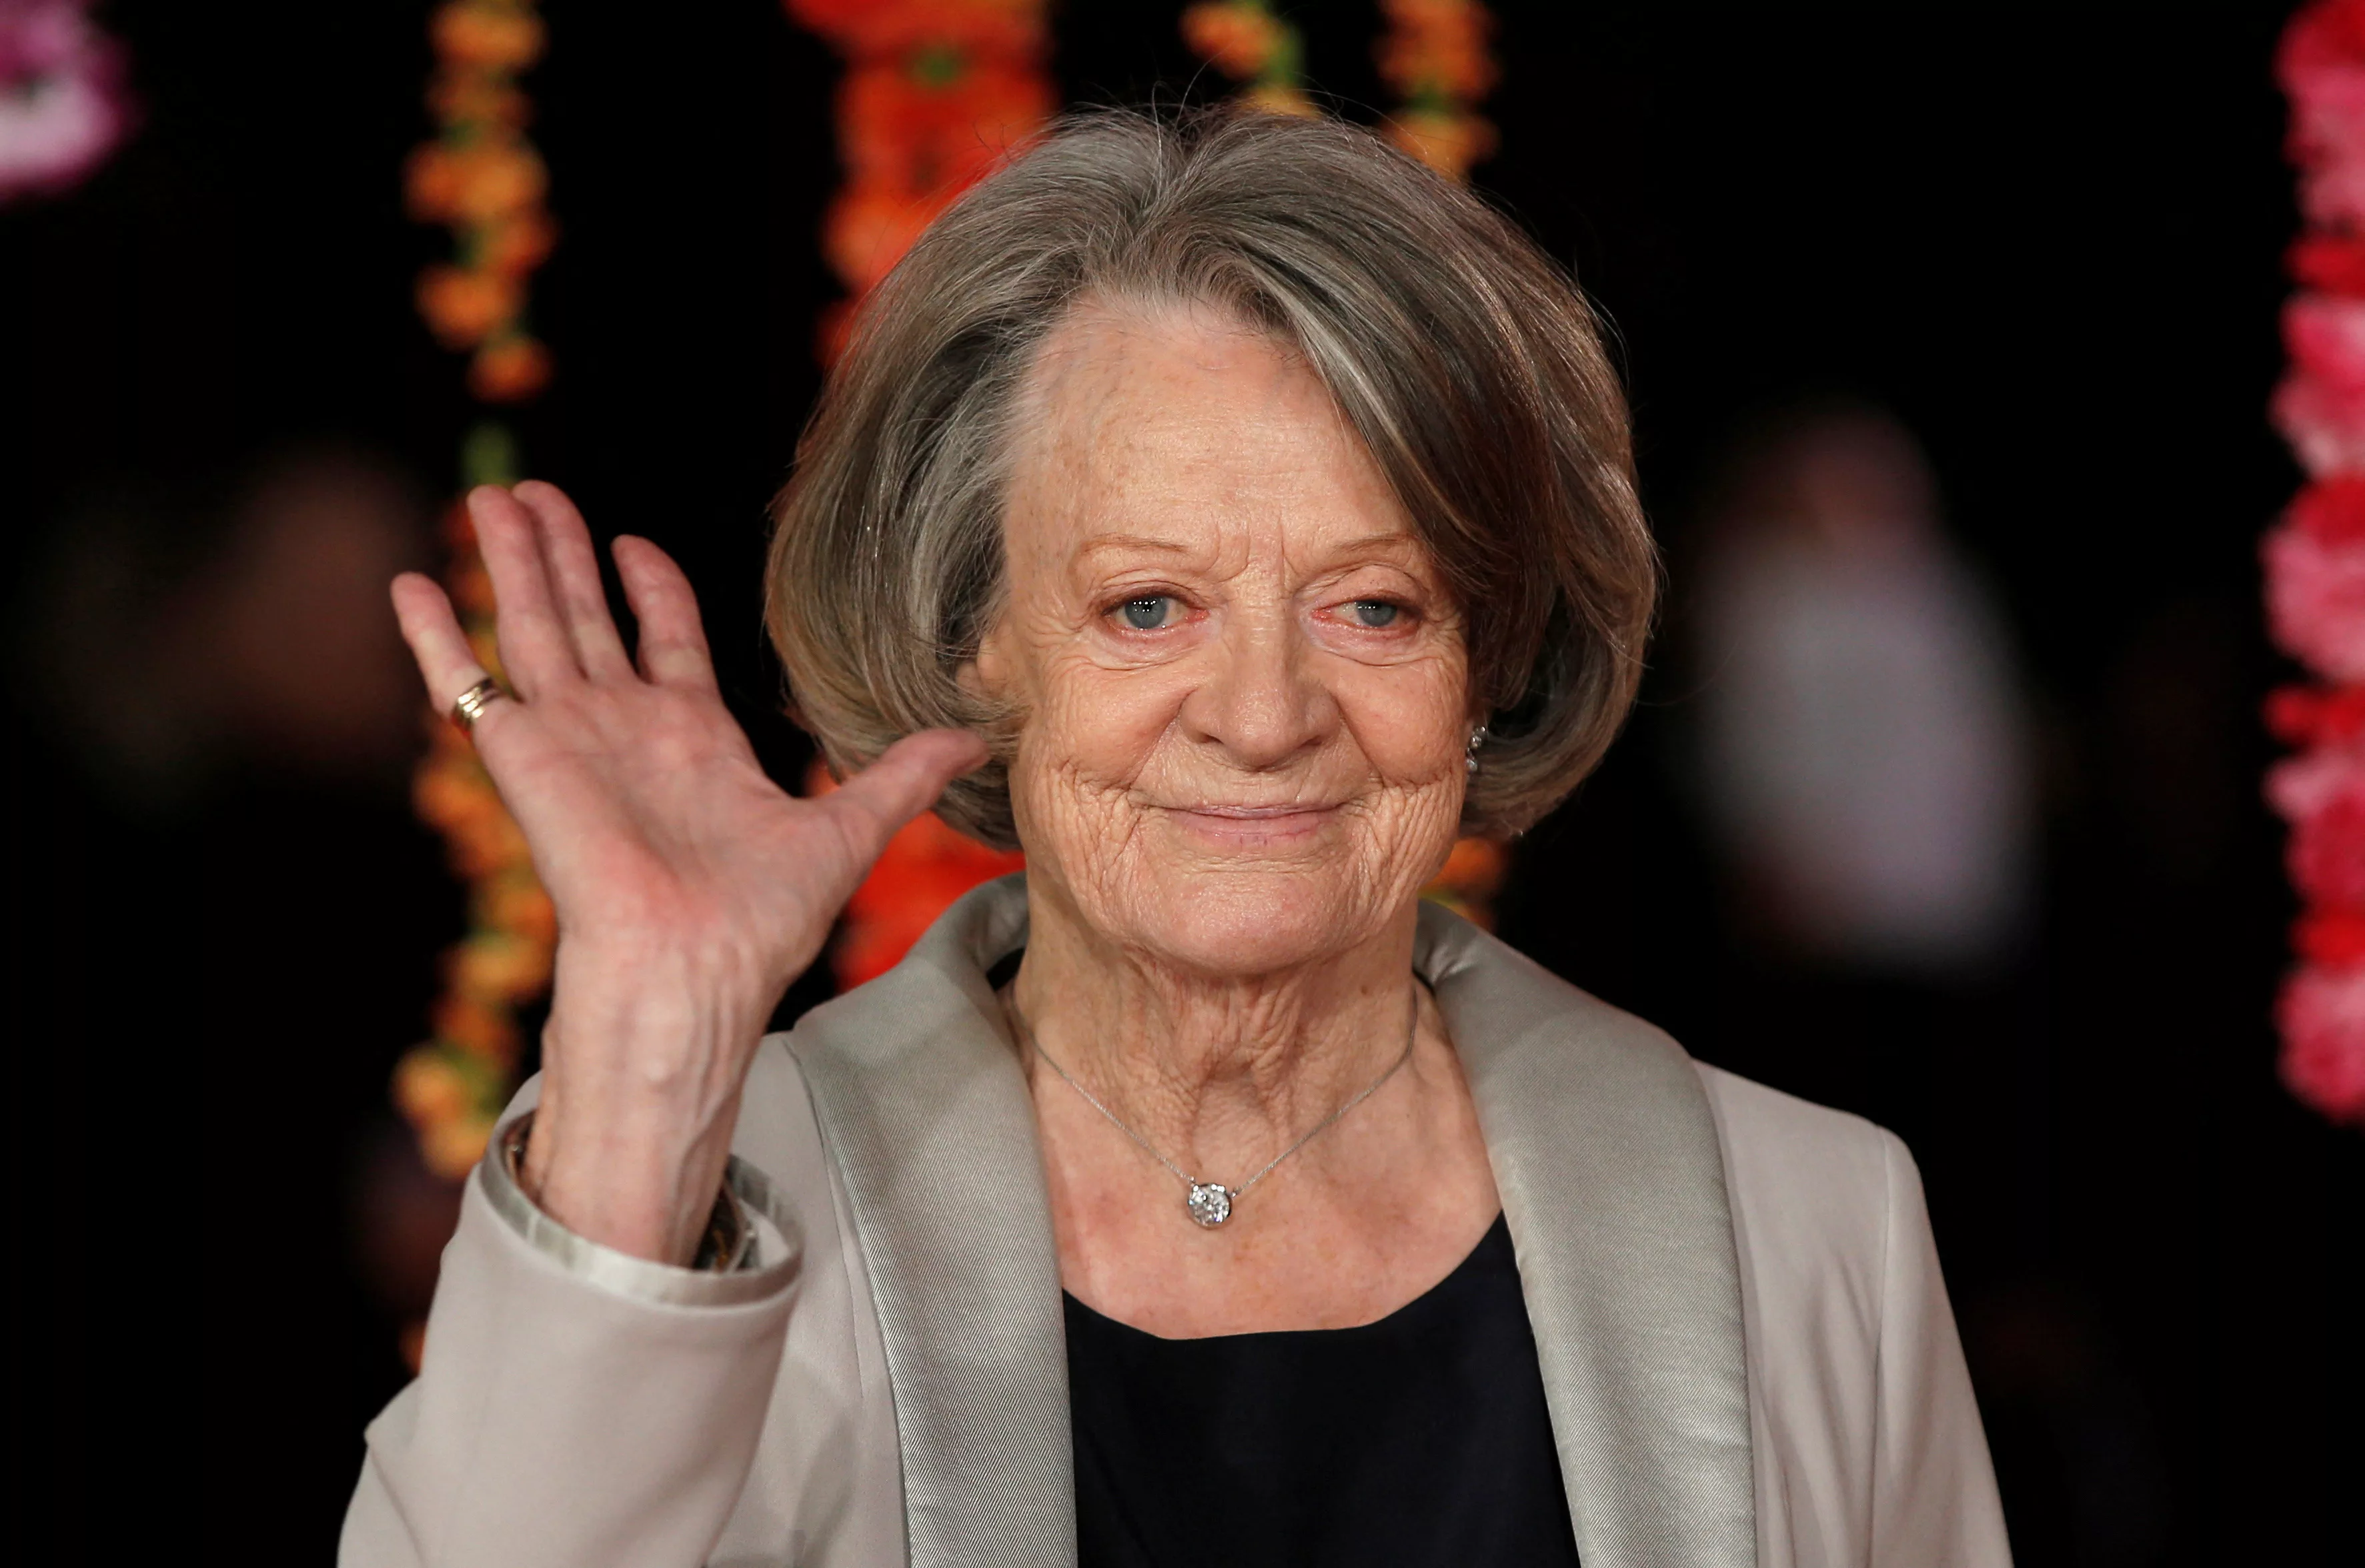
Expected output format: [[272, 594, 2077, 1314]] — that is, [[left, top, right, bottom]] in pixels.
[[347, 113, 2008, 1568]]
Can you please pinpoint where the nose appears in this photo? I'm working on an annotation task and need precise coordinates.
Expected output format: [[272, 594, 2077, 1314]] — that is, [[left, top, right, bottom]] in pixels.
[[1176, 610, 1336, 772]]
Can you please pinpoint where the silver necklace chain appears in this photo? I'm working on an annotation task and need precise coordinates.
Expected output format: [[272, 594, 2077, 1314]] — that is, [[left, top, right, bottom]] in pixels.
[[1009, 986, 1421, 1229]]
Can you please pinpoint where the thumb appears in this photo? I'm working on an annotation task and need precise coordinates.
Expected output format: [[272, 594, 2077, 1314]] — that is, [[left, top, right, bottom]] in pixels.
[[824, 728, 992, 852]]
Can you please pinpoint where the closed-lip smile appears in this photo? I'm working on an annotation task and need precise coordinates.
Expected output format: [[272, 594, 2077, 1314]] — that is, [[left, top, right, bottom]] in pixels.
[[1162, 802, 1341, 843]]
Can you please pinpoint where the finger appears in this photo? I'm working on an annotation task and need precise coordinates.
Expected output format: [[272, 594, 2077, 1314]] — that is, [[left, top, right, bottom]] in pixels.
[[469, 485, 578, 698], [613, 535, 717, 691], [825, 729, 992, 852], [513, 480, 632, 681], [391, 573, 510, 734]]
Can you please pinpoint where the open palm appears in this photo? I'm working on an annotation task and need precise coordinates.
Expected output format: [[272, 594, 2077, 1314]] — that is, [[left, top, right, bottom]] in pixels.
[[391, 481, 984, 1261]]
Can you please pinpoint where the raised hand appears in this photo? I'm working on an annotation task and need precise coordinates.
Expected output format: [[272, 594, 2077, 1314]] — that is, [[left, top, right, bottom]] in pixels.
[[391, 482, 986, 1263]]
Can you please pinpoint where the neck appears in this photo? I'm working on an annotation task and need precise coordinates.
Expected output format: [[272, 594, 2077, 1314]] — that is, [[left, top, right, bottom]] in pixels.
[[1008, 873, 1424, 1187]]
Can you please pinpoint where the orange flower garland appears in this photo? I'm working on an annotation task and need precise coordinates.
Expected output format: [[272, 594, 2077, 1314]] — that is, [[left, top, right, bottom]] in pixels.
[[1374, 0, 1499, 181], [404, 0, 556, 403], [393, 1, 560, 1181], [1180, 1, 1318, 117], [786, 0, 1052, 984], [787, 0, 1055, 363]]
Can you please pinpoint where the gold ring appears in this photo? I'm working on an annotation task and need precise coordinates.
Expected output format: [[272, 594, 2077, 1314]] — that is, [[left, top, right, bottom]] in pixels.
[[452, 676, 506, 730]]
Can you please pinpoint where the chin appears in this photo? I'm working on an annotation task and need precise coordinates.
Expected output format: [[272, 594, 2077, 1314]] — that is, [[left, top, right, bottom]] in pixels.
[[1110, 861, 1393, 978]]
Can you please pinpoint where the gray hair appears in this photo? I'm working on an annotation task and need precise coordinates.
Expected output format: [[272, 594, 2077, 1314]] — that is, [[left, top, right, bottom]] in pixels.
[[768, 108, 1655, 847]]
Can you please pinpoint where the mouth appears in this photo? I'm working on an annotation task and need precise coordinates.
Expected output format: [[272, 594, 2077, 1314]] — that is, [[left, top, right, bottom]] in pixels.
[[1160, 802, 1343, 846]]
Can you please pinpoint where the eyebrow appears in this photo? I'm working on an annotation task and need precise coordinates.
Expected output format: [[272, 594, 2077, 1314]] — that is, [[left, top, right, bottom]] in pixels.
[[1075, 530, 1423, 560], [1074, 534, 1199, 558], [1329, 532, 1425, 558]]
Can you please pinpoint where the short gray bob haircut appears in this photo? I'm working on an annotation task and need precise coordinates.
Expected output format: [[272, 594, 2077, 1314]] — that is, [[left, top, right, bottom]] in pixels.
[[768, 107, 1655, 848]]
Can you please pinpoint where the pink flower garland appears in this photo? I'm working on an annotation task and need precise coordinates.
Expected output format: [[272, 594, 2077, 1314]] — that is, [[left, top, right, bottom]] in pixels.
[[0, 0, 134, 204], [2266, 0, 2365, 1126]]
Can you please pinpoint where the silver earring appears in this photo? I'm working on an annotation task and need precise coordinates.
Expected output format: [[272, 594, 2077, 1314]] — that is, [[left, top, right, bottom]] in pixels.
[[1465, 725, 1489, 776]]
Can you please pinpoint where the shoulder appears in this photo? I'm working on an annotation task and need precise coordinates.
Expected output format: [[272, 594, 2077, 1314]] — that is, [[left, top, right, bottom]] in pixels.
[[1690, 1065, 2005, 1559], [1426, 903, 1907, 1247], [1693, 1061, 1901, 1223], [1693, 1061, 1919, 1343]]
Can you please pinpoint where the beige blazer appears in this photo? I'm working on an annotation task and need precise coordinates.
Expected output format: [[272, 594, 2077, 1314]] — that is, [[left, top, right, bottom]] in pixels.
[[341, 876, 2009, 1568]]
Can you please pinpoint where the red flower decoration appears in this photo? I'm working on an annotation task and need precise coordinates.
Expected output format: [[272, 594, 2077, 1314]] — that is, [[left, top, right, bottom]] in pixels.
[[2286, 786, 2365, 910], [2269, 2, 2365, 1128], [2290, 232, 2365, 293], [2277, 963, 2365, 1121], [2264, 517, 2365, 682]]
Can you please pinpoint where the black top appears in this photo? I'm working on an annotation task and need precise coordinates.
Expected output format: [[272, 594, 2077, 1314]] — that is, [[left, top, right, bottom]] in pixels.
[[1062, 1213, 1583, 1568]]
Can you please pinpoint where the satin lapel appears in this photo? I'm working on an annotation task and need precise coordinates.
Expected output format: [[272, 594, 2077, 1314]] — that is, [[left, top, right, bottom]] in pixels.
[[788, 876, 1076, 1568], [1418, 902, 1757, 1568]]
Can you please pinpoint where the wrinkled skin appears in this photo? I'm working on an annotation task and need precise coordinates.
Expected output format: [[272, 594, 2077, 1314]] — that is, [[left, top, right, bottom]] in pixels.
[[389, 301, 1499, 1335]]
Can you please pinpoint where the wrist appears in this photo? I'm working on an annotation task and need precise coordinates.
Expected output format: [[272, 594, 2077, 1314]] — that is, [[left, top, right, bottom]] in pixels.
[[526, 949, 768, 1265], [502, 1113, 750, 1271], [522, 1088, 742, 1265]]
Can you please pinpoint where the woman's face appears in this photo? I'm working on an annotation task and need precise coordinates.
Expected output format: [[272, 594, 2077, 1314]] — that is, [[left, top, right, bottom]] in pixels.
[[970, 301, 1471, 976]]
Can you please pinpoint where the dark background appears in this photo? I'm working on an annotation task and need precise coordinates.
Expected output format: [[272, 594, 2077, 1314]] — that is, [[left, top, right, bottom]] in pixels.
[[6, 1, 2356, 1563]]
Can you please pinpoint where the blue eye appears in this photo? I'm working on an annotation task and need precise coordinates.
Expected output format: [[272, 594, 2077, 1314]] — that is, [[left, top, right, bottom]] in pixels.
[[1350, 600, 1401, 628], [1120, 596, 1174, 630]]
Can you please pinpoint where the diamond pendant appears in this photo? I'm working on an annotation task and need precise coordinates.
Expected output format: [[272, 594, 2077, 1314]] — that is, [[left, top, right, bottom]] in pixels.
[[1186, 1183, 1233, 1228]]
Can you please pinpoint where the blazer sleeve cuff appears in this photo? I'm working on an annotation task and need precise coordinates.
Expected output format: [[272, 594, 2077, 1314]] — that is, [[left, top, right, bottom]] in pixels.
[[478, 1112, 802, 1309], [345, 1122, 806, 1566]]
